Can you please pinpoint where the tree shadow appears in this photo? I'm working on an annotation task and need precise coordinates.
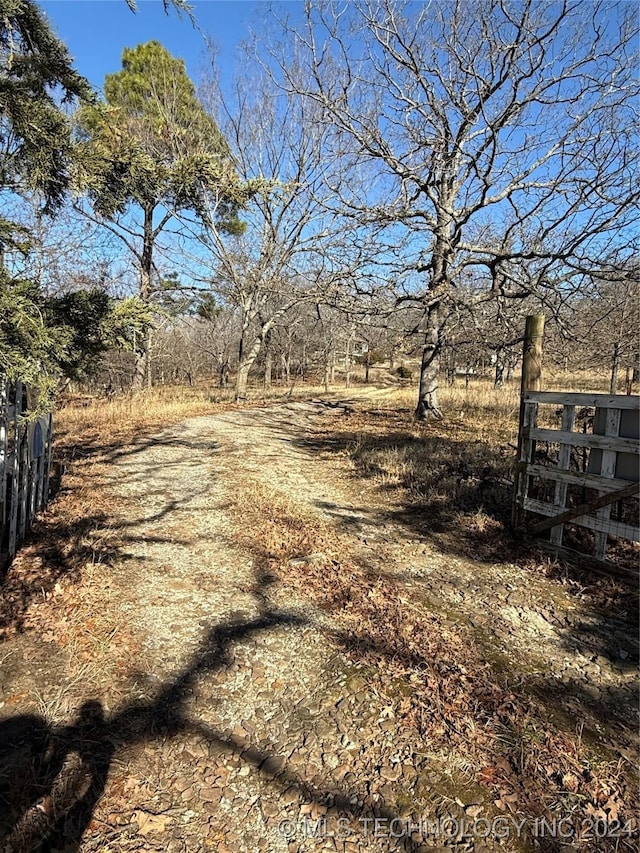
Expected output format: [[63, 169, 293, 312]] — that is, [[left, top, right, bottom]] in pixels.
[[0, 493, 202, 639], [0, 426, 221, 638], [296, 423, 520, 558], [292, 410, 639, 733], [1, 401, 636, 851], [296, 411, 637, 602], [0, 589, 435, 852]]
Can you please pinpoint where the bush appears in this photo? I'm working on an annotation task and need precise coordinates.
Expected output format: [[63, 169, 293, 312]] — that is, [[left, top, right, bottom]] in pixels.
[[396, 365, 412, 379]]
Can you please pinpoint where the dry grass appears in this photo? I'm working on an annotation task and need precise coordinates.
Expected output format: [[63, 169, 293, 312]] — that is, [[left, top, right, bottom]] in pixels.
[[1, 370, 637, 851], [312, 381, 521, 564], [55, 381, 345, 456], [226, 480, 639, 847]]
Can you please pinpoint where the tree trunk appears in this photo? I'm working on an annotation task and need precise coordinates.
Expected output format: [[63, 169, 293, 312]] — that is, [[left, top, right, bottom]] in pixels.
[[236, 362, 250, 401], [220, 361, 229, 388], [323, 349, 330, 392], [415, 304, 443, 420], [236, 321, 248, 401], [263, 329, 272, 390], [445, 347, 455, 387], [364, 351, 371, 384], [236, 324, 271, 402], [609, 341, 620, 394], [494, 348, 505, 388], [345, 334, 352, 389], [133, 205, 154, 391], [145, 328, 153, 389], [282, 352, 290, 386], [134, 331, 150, 392]]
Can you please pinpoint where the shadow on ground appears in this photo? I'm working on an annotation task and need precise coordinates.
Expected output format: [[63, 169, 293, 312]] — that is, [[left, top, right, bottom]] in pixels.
[[0, 565, 439, 853], [293, 407, 639, 701], [1, 401, 637, 852], [0, 428, 220, 638]]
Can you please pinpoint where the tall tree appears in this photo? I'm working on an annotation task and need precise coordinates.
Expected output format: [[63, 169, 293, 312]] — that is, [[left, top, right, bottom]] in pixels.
[[75, 40, 246, 389], [0, 0, 92, 225], [274, 0, 639, 418], [0, 0, 96, 398], [185, 49, 371, 401]]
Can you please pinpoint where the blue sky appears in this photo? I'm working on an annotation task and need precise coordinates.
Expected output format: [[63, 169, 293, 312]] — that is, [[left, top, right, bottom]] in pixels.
[[40, 0, 280, 92]]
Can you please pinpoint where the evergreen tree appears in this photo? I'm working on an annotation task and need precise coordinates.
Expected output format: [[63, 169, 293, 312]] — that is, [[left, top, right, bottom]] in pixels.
[[0, 0, 93, 217], [75, 41, 250, 389], [0, 268, 151, 409]]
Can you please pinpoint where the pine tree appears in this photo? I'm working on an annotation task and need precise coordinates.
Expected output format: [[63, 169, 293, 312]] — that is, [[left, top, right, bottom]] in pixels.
[[75, 41, 250, 389], [0, 0, 93, 217]]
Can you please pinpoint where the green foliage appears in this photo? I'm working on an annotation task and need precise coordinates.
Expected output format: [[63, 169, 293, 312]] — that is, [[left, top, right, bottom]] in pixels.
[[125, 0, 192, 17], [0, 271, 152, 408], [1, 276, 58, 398], [0, 216, 30, 253], [75, 41, 249, 228], [105, 296, 153, 351], [43, 289, 152, 378], [0, 0, 94, 212], [196, 292, 221, 322], [396, 365, 412, 379], [153, 271, 198, 316]]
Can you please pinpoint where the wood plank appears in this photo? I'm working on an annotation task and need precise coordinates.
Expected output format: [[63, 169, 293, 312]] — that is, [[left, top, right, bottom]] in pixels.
[[550, 405, 575, 548], [524, 495, 640, 542], [524, 392, 640, 410], [530, 428, 639, 453], [0, 380, 7, 553], [42, 413, 53, 511], [18, 441, 28, 542], [0, 381, 7, 505], [36, 446, 45, 512], [594, 408, 620, 560], [526, 465, 634, 492], [527, 480, 639, 532], [513, 400, 538, 527], [28, 459, 37, 525], [8, 381, 21, 558]]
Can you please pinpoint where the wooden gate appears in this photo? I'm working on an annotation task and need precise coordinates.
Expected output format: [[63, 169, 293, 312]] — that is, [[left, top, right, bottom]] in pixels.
[[513, 391, 639, 574], [0, 380, 54, 568]]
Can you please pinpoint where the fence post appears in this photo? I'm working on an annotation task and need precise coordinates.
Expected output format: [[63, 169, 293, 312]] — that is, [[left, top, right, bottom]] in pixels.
[[512, 315, 545, 528]]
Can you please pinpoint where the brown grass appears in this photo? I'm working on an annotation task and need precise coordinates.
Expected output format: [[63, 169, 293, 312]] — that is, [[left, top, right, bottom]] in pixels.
[[226, 481, 638, 847], [3, 371, 636, 848]]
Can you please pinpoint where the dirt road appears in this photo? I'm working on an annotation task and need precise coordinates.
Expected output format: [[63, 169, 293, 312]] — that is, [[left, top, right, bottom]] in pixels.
[[1, 399, 637, 853]]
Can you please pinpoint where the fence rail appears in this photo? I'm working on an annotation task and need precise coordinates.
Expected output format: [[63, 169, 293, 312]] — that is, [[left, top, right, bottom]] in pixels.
[[514, 390, 639, 573], [0, 380, 54, 568]]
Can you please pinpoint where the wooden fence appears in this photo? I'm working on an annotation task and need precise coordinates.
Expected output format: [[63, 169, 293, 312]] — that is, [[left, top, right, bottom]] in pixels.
[[0, 380, 54, 568], [513, 391, 639, 574]]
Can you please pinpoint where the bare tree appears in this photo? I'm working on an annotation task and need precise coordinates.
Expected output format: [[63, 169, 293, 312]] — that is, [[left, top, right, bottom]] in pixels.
[[271, 0, 639, 417], [180, 47, 371, 401], [573, 262, 640, 393]]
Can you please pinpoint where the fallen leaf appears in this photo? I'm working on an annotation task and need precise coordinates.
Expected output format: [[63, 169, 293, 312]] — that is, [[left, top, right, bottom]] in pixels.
[[132, 810, 172, 835]]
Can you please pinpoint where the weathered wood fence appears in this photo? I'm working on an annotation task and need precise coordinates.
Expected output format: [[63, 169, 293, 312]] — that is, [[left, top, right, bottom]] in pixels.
[[514, 391, 639, 561], [512, 316, 639, 577], [0, 380, 53, 568]]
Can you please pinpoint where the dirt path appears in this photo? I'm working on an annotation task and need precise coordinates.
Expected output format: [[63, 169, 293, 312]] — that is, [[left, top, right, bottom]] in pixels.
[[1, 399, 637, 853]]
